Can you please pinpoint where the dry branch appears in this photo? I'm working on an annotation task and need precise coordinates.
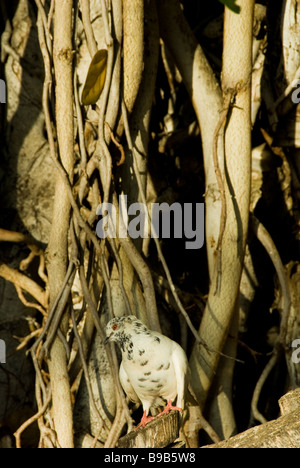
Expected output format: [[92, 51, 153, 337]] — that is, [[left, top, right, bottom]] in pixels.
[[117, 411, 180, 449], [0, 264, 47, 309], [122, 0, 144, 114], [204, 388, 300, 448]]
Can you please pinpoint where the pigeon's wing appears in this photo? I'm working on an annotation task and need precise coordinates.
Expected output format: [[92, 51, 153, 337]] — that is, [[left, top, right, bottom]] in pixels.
[[119, 361, 140, 404], [171, 342, 188, 409]]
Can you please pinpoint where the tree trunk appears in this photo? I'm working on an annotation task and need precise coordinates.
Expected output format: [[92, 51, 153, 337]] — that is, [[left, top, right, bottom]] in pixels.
[[46, 0, 75, 448]]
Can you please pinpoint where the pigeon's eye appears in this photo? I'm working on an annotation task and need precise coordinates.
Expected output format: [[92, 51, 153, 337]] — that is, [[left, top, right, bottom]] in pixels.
[[112, 323, 118, 331]]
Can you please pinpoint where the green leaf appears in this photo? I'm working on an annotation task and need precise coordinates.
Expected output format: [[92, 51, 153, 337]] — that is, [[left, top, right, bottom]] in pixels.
[[218, 0, 241, 14], [81, 49, 108, 106]]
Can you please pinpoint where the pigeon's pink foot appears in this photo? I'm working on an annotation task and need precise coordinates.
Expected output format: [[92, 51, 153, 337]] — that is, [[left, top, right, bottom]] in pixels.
[[157, 399, 182, 418], [135, 410, 155, 430]]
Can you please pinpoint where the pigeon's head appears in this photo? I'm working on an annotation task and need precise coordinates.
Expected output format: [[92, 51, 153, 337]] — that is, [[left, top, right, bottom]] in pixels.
[[104, 315, 150, 348]]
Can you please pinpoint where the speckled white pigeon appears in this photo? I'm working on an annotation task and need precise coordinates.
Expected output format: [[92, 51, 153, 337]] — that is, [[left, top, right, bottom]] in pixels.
[[105, 315, 188, 428]]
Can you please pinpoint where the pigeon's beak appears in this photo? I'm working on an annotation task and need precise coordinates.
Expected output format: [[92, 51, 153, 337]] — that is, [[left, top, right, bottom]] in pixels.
[[104, 334, 112, 345]]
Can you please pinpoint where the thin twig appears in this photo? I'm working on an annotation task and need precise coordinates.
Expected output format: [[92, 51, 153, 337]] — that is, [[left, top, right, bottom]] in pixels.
[[15, 285, 46, 315], [97, 48, 114, 204], [80, 0, 98, 57], [40, 220, 79, 358], [14, 388, 52, 448], [100, 0, 113, 47], [0, 264, 47, 309], [99, 248, 115, 320], [250, 215, 291, 345], [0, 227, 48, 295], [105, 121, 125, 165], [34, 376, 56, 448], [35, 0, 52, 54], [107, 237, 132, 315], [30, 343, 48, 406], [250, 214, 292, 424], [47, 0, 55, 31], [14, 328, 41, 352], [41, 265, 76, 357], [104, 407, 126, 448], [74, 72, 88, 170], [30, 260, 76, 360], [251, 351, 279, 424], [212, 90, 236, 295]]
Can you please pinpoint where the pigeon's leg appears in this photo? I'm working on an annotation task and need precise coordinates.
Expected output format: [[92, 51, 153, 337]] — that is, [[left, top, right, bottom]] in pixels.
[[135, 410, 155, 430], [157, 399, 182, 417]]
